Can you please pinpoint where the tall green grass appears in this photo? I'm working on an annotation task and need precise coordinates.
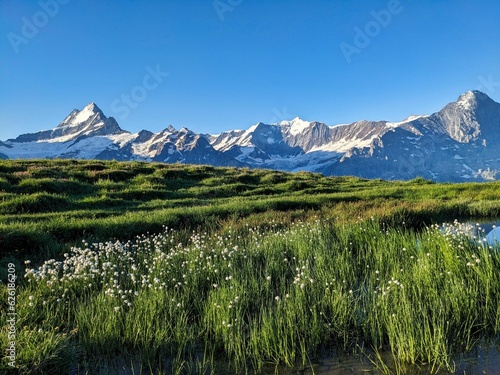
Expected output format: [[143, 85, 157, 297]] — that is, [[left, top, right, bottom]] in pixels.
[[2, 159, 500, 373], [2, 159, 500, 264], [3, 219, 500, 373]]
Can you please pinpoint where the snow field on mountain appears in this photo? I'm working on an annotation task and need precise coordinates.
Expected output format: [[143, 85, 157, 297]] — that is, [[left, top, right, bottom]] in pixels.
[[2, 91, 500, 181]]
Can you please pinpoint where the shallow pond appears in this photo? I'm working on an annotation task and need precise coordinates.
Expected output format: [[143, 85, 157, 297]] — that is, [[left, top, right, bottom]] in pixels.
[[96, 345, 500, 375], [261, 342, 500, 375], [442, 218, 500, 244], [319, 348, 500, 375], [145, 342, 500, 375]]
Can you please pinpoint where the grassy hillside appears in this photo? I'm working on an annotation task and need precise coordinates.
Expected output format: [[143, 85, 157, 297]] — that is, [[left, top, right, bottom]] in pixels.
[[1, 159, 500, 263], [2, 159, 500, 374]]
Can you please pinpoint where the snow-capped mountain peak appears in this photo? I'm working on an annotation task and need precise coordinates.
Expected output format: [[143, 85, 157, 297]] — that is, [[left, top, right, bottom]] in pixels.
[[456, 90, 481, 111], [46, 102, 125, 142], [429, 90, 500, 144], [5, 101, 127, 150], [279, 117, 312, 136], [2, 91, 500, 182], [452, 90, 496, 114], [58, 102, 104, 128]]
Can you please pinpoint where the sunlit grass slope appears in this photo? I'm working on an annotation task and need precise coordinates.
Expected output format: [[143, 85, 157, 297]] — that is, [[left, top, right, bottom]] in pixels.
[[1, 159, 500, 374], [1, 159, 500, 263]]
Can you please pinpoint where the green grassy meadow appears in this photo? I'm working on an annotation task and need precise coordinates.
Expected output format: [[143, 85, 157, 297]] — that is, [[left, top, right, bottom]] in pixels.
[[1, 159, 500, 374]]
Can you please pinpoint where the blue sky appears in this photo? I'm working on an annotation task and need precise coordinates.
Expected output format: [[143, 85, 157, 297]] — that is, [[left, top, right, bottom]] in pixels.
[[1, 0, 499, 140]]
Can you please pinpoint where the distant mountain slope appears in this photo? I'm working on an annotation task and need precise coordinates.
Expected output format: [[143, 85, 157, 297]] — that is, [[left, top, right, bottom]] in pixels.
[[1, 91, 499, 181]]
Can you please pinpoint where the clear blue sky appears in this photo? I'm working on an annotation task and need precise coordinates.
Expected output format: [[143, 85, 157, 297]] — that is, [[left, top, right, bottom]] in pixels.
[[1, 0, 499, 140]]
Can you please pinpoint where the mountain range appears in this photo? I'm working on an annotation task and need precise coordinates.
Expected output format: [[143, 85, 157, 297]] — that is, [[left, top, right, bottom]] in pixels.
[[1, 90, 500, 182]]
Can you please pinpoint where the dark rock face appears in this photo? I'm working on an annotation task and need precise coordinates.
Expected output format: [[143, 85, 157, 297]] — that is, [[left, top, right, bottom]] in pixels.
[[1, 91, 500, 181]]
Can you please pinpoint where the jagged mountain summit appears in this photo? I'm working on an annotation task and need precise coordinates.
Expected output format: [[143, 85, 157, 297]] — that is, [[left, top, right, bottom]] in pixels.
[[0, 103, 235, 165], [14, 103, 126, 143], [1, 90, 499, 182]]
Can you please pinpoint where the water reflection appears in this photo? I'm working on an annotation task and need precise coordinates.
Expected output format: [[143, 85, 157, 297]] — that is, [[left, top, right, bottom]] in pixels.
[[78, 340, 500, 374], [263, 341, 500, 375], [454, 341, 500, 375], [486, 226, 500, 246], [441, 219, 500, 245]]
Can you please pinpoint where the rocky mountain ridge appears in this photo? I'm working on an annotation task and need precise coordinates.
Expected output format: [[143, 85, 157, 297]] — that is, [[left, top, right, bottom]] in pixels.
[[1, 90, 499, 182]]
